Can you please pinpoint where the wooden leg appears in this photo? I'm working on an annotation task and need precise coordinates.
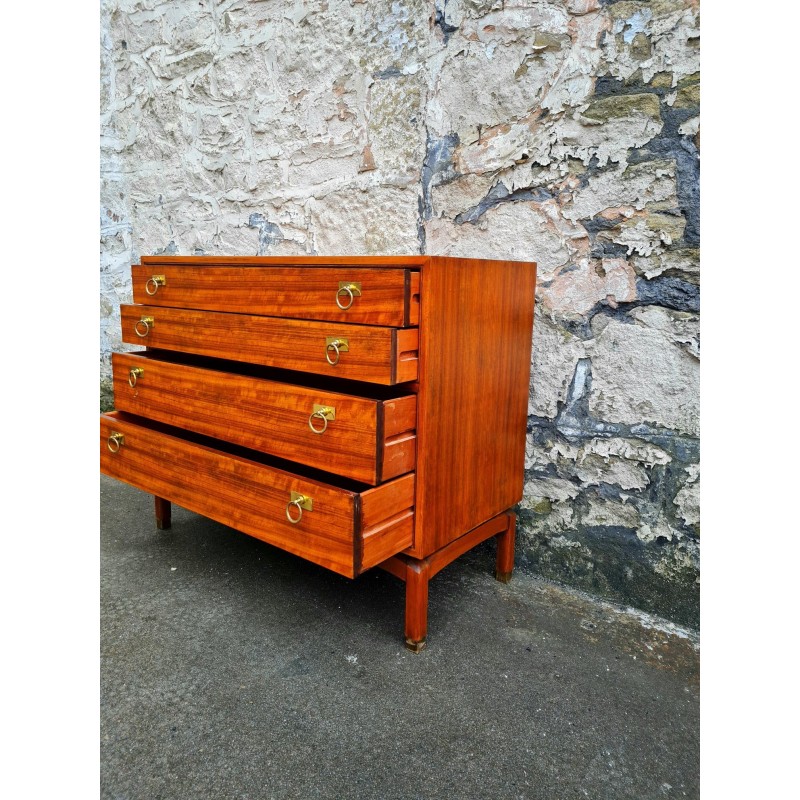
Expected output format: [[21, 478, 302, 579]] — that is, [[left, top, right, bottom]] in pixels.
[[404, 559, 430, 653], [379, 511, 515, 650], [495, 512, 515, 583], [154, 496, 171, 530]]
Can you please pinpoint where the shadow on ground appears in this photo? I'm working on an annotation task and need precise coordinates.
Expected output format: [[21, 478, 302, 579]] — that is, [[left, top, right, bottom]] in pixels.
[[101, 475, 699, 800]]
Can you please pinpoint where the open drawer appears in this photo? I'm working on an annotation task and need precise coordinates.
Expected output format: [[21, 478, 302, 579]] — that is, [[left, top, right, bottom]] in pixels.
[[100, 412, 415, 578], [120, 304, 419, 385], [132, 263, 420, 327], [112, 351, 417, 485]]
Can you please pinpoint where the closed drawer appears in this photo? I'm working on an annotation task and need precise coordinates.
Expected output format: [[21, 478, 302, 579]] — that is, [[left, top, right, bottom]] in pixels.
[[120, 304, 419, 385], [113, 351, 417, 485], [132, 264, 420, 327], [100, 412, 415, 578]]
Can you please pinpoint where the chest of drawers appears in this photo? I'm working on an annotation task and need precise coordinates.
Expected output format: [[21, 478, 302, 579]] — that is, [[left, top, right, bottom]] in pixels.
[[100, 255, 537, 651]]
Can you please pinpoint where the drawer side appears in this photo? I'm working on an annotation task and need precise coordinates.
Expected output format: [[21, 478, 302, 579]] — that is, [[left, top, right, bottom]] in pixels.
[[357, 473, 416, 573], [379, 394, 418, 482]]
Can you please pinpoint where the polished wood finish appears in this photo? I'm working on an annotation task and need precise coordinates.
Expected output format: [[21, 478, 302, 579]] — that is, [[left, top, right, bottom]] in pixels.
[[362, 516, 415, 572], [379, 512, 516, 651], [408, 272, 421, 325], [361, 471, 415, 528], [496, 512, 516, 583], [120, 304, 419, 385], [394, 327, 420, 384], [132, 265, 419, 327], [154, 496, 171, 530], [360, 472, 415, 571], [112, 351, 416, 484], [411, 256, 537, 556], [141, 255, 428, 268], [100, 412, 413, 579], [103, 254, 538, 649], [404, 561, 430, 653]]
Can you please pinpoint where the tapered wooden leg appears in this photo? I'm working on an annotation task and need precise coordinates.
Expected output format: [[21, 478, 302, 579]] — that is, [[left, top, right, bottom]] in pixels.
[[379, 512, 515, 650], [154, 496, 171, 530], [495, 512, 515, 583], [404, 559, 430, 653]]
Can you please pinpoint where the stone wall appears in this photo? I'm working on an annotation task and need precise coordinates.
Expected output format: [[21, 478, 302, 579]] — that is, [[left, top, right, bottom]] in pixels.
[[100, 0, 700, 626]]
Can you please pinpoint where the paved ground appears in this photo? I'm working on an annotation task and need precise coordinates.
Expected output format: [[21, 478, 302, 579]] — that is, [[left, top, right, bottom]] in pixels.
[[101, 475, 699, 800]]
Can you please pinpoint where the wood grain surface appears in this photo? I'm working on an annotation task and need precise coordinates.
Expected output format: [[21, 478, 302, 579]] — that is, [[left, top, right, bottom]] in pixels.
[[100, 412, 414, 578], [112, 352, 417, 484], [141, 255, 427, 268], [410, 256, 537, 556], [120, 304, 419, 385], [132, 265, 420, 327]]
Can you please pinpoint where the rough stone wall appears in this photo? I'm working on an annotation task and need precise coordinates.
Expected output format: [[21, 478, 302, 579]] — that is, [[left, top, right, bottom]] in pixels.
[[100, 0, 700, 626]]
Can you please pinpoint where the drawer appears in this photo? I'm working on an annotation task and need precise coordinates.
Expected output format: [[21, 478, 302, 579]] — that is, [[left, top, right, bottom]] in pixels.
[[112, 351, 417, 485], [100, 412, 415, 578], [131, 264, 420, 327], [120, 304, 419, 385]]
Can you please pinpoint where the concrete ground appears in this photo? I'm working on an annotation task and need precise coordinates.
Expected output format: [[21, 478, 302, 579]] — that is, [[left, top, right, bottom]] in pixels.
[[101, 474, 699, 800]]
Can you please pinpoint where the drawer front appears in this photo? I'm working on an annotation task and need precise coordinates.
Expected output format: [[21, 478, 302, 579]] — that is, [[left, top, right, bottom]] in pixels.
[[100, 412, 415, 578], [120, 305, 419, 385], [113, 352, 417, 485], [132, 265, 420, 327]]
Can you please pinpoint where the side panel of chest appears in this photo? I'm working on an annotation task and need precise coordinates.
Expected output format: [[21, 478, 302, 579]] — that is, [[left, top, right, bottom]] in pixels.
[[411, 257, 537, 556]]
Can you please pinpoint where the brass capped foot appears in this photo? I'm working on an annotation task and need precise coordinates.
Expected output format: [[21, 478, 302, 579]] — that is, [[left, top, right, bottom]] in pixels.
[[495, 569, 512, 583], [405, 637, 427, 654]]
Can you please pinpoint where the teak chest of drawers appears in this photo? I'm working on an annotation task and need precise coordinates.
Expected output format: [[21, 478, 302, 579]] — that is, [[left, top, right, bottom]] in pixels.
[[100, 255, 537, 651]]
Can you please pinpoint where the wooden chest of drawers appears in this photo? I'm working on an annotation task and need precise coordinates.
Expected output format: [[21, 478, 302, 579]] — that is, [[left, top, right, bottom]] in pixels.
[[101, 255, 537, 651]]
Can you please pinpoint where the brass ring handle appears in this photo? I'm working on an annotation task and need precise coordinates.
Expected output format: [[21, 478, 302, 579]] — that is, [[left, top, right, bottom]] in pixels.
[[128, 367, 144, 387], [286, 498, 304, 524], [107, 432, 125, 453], [308, 410, 329, 434], [325, 340, 342, 366], [145, 277, 162, 295], [134, 317, 154, 338], [336, 284, 355, 310]]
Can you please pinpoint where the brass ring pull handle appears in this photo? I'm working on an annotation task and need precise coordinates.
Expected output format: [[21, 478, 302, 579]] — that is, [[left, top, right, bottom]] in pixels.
[[335, 282, 361, 310], [134, 316, 154, 338], [286, 498, 304, 524], [308, 410, 329, 434], [326, 340, 342, 365], [286, 492, 312, 524], [325, 337, 348, 366], [128, 367, 144, 387], [308, 405, 335, 434], [107, 432, 125, 453], [145, 275, 166, 296]]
